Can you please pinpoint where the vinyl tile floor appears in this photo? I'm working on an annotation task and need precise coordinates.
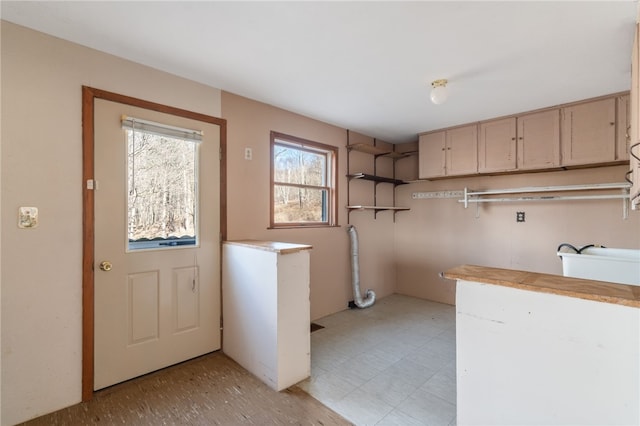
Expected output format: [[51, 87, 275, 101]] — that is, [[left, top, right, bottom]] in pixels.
[[298, 294, 457, 426]]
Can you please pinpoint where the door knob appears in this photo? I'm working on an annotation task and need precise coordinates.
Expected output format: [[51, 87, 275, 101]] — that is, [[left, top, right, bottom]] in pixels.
[[99, 261, 112, 271]]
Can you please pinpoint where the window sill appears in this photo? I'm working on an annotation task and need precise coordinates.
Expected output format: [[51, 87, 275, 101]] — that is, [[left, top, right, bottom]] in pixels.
[[267, 224, 342, 230]]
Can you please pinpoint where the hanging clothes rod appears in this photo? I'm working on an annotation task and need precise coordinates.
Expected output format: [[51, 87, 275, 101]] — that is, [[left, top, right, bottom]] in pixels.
[[458, 182, 631, 218], [459, 193, 629, 205], [463, 182, 630, 198]]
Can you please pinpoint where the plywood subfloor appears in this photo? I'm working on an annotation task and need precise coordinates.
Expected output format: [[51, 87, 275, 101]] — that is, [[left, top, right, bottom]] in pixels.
[[20, 351, 351, 425]]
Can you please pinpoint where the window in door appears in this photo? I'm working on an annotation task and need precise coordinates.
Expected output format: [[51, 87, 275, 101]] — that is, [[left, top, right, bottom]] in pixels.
[[123, 117, 202, 250], [270, 131, 338, 228]]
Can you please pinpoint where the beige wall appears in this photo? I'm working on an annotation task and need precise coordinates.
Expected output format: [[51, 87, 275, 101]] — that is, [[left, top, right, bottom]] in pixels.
[[1, 22, 222, 425], [1, 22, 398, 425], [3, 17, 640, 426], [221, 92, 397, 320], [394, 163, 640, 305]]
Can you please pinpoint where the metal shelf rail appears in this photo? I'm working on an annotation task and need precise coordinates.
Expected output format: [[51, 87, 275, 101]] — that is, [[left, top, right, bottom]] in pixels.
[[459, 182, 632, 219], [413, 182, 632, 218]]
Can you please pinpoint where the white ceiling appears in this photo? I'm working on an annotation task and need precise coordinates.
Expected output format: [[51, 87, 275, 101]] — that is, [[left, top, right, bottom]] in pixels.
[[1, 1, 637, 143]]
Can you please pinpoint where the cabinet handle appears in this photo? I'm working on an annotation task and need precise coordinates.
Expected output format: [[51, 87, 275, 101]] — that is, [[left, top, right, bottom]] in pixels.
[[511, 137, 516, 141], [610, 122, 615, 126]]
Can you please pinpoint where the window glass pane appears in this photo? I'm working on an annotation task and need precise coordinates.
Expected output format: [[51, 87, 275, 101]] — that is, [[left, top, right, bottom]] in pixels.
[[274, 185, 327, 223], [274, 144, 326, 186], [270, 131, 336, 228], [127, 130, 198, 250]]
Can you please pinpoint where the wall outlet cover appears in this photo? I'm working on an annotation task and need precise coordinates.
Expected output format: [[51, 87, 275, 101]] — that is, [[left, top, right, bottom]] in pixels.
[[18, 207, 38, 229]]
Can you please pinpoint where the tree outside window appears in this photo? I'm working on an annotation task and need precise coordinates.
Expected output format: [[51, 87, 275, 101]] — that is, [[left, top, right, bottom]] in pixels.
[[270, 131, 337, 227], [127, 129, 198, 249]]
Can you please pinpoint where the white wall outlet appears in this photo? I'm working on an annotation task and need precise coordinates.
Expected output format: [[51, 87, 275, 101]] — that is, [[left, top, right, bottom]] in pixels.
[[244, 147, 253, 160], [18, 207, 38, 229]]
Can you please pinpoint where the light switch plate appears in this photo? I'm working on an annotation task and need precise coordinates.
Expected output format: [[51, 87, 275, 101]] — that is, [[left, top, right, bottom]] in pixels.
[[18, 207, 38, 229]]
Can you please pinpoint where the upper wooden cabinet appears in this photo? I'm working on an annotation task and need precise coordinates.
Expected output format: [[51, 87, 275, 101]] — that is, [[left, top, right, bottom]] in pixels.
[[478, 109, 560, 173], [617, 94, 630, 161], [419, 92, 629, 180], [630, 24, 640, 209], [518, 109, 561, 170], [447, 125, 478, 176], [561, 97, 616, 166], [478, 117, 516, 173], [419, 124, 477, 179], [418, 131, 446, 178]]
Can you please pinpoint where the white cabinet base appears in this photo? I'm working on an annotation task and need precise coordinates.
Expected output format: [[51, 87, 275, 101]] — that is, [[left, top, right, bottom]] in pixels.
[[456, 279, 639, 425], [222, 241, 311, 391]]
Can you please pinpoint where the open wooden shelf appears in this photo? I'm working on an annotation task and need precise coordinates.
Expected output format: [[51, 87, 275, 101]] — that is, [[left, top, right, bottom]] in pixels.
[[347, 173, 407, 186], [347, 144, 417, 159], [346, 137, 413, 222], [347, 205, 410, 212]]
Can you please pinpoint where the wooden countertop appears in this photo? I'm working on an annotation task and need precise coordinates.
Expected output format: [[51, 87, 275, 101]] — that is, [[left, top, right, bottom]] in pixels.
[[223, 240, 313, 254], [444, 264, 640, 308]]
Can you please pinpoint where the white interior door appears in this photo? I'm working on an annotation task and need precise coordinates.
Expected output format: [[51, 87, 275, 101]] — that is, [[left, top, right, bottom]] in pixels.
[[93, 99, 221, 390]]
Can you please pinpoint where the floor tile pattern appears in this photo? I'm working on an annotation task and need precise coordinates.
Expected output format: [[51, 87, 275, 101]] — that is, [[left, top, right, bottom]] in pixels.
[[299, 294, 456, 426]]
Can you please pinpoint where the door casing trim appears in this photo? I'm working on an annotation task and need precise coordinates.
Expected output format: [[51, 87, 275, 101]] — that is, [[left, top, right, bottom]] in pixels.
[[82, 86, 227, 401]]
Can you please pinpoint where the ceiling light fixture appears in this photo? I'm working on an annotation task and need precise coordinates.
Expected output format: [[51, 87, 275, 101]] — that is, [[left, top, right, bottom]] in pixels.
[[430, 79, 448, 105]]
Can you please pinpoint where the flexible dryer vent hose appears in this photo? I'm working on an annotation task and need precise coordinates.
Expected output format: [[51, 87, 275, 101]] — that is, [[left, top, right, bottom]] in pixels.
[[347, 225, 376, 308]]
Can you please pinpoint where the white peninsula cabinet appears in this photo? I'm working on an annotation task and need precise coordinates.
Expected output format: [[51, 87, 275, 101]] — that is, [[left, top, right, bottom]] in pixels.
[[446, 265, 639, 426], [222, 240, 312, 391]]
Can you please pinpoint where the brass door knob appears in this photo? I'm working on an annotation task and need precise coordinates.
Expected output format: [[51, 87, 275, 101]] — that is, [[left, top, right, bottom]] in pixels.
[[99, 261, 112, 271]]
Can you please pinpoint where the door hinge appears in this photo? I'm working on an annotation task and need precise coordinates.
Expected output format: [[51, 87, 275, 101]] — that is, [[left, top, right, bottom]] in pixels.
[[220, 317, 223, 331]]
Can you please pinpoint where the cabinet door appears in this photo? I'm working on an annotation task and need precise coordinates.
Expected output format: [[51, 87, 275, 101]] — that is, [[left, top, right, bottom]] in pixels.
[[478, 117, 516, 173], [418, 131, 446, 179], [631, 25, 640, 208], [517, 109, 560, 170], [617, 95, 630, 161], [561, 98, 616, 166], [446, 125, 478, 176]]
